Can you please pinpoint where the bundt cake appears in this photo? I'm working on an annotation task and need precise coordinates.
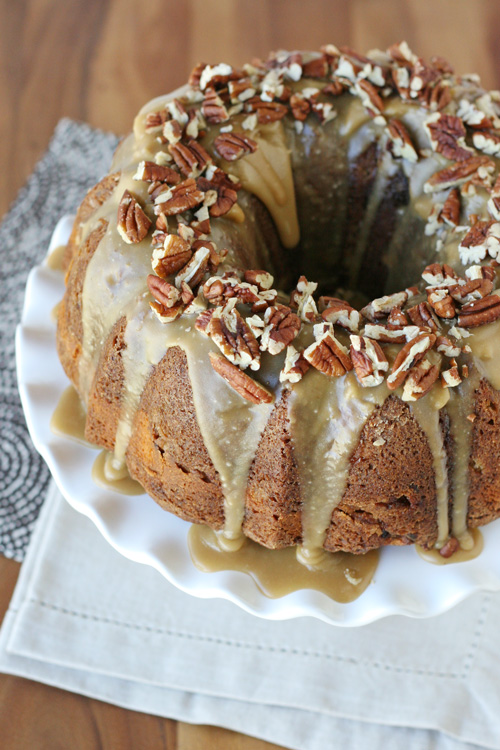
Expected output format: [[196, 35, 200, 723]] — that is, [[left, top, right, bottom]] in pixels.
[[57, 43, 500, 568]]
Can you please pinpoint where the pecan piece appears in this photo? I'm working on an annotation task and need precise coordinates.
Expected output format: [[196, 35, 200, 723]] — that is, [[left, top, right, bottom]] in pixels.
[[401, 358, 440, 401], [246, 97, 288, 123], [426, 288, 456, 319], [424, 113, 472, 162], [440, 188, 460, 226], [154, 178, 205, 216], [134, 160, 181, 185], [243, 270, 274, 290], [214, 132, 258, 161], [152, 233, 192, 277], [387, 332, 437, 390], [350, 335, 389, 387], [169, 140, 212, 178], [457, 293, 500, 328], [117, 190, 151, 244], [449, 278, 494, 304], [424, 156, 494, 193], [290, 93, 311, 121], [361, 291, 408, 322], [202, 87, 229, 123], [441, 359, 462, 389], [289, 276, 318, 322], [363, 323, 421, 344], [459, 220, 500, 264], [303, 332, 352, 378], [407, 301, 440, 331], [209, 352, 273, 404], [320, 297, 361, 332], [147, 275, 183, 322], [260, 304, 301, 355], [195, 308, 214, 335], [472, 130, 500, 156], [387, 119, 418, 162], [175, 245, 211, 290], [208, 303, 261, 370], [355, 78, 384, 114], [279, 345, 310, 384]]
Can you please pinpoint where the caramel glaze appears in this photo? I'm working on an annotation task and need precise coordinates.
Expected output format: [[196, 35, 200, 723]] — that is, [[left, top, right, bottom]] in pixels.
[[56, 63, 500, 599]]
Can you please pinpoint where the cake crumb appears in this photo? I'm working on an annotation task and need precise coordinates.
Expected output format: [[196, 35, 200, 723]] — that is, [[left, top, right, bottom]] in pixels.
[[373, 437, 386, 446]]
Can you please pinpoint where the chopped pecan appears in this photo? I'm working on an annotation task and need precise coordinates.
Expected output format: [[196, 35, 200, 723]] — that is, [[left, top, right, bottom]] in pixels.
[[362, 323, 420, 344], [302, 55, 329, 78], [243, 270, 274, 290], [169, 140, 212, 178], [174, 245, 211, 290], [401, 358, 440, 401], [322, 80, 346, 96], [387, 306, 409, 328], [436, 336, 461, 358], [195, 308, 214, 335], [134, 160, 181, 185], [152, 233, 192, 277], [465, 264, 497, 282], [208, 303, 261, 370], [154, 178, 205, 216], [387, 119, 418, 162], [290, 93, 311, 121], [214, 132, 258, 162], [457, 293, 500, 327], [441, 359, 462, 389], [228, 78, 256, 103], [361, 291, 408, 322], [459, 220, 500, 264], [289, 276, 318, 321], [147, 275, 183, 322], [246, 97, 288, 123], [440, 188, 460, 226], [387, 332, 437, 390], [355, 79, 384, 114], [202, 274, 260, 306], [260, 304, 301, 355], [424, 113, 472, 161], [145, 109, 168, 133], [202, 87, 229, 123], [320, 297, 360, 332], [209, 352, 274, 404], [279, 345, 310, 384], [472, 130, 500, 156], [303, 332, 352, 378], [439, 537, 460, 558], [407, 301, 440, 331], [426, 288, 456, 319], [424, 81, 452, 112], [422, 262, 458, 287], [409, 58, 440, 98], [449, 278, 494, 304], [424, 156, 494, 193], [350, 335, 389, 387], [117, 190, 151, 244]]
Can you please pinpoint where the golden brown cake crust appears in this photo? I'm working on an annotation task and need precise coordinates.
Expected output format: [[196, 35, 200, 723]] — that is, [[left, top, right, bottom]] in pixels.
[[57, 219, 108, 391], [324, 396, 439, 553], [126, 346, 225, 528], [63, 173, 120, 270], [468, 379, 500, 527], [244, 391, 302, 548]]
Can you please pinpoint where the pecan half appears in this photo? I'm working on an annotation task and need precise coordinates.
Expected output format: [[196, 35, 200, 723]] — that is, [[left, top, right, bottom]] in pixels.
[[387, 332, 437, 390], [117, 190, 151, 244], [260, 304, 301, 355], [209, 352, 273, 404], [407, 301, 440, 331], [449, 278, 494, 304], [303, 332, 352, 377], [208, 303, 261, 370], [246, 97, 288, 123], [350, 335, 389, 387], [214, 132, 258, 161], [457, 293, 500, 327], [401, 358, 440, 401]]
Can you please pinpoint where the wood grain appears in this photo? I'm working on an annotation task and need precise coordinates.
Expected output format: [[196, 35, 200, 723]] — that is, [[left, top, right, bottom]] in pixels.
[[2, 1, 500, 746]]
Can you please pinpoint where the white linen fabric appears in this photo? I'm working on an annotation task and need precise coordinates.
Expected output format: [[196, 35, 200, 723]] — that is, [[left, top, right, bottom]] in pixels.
[[0, 481, 499, 750]]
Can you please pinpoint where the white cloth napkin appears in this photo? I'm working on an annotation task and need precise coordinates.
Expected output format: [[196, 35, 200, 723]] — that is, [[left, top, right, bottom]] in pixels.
[[0, 483, 499, 750]]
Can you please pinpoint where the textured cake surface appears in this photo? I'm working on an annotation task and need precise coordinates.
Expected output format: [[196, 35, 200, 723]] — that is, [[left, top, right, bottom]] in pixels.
[[57, 43, 500, 562]]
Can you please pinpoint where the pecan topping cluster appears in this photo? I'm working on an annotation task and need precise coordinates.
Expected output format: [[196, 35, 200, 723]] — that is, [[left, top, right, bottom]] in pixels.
[[111, 42, 500, 403]]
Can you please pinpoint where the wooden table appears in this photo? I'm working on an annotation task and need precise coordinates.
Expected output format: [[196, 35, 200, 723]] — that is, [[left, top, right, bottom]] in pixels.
[[1, 0, 500, 746]]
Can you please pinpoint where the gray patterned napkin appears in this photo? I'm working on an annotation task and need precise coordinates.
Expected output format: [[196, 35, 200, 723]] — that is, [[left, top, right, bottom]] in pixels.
[[0, 119, 119, 560]]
